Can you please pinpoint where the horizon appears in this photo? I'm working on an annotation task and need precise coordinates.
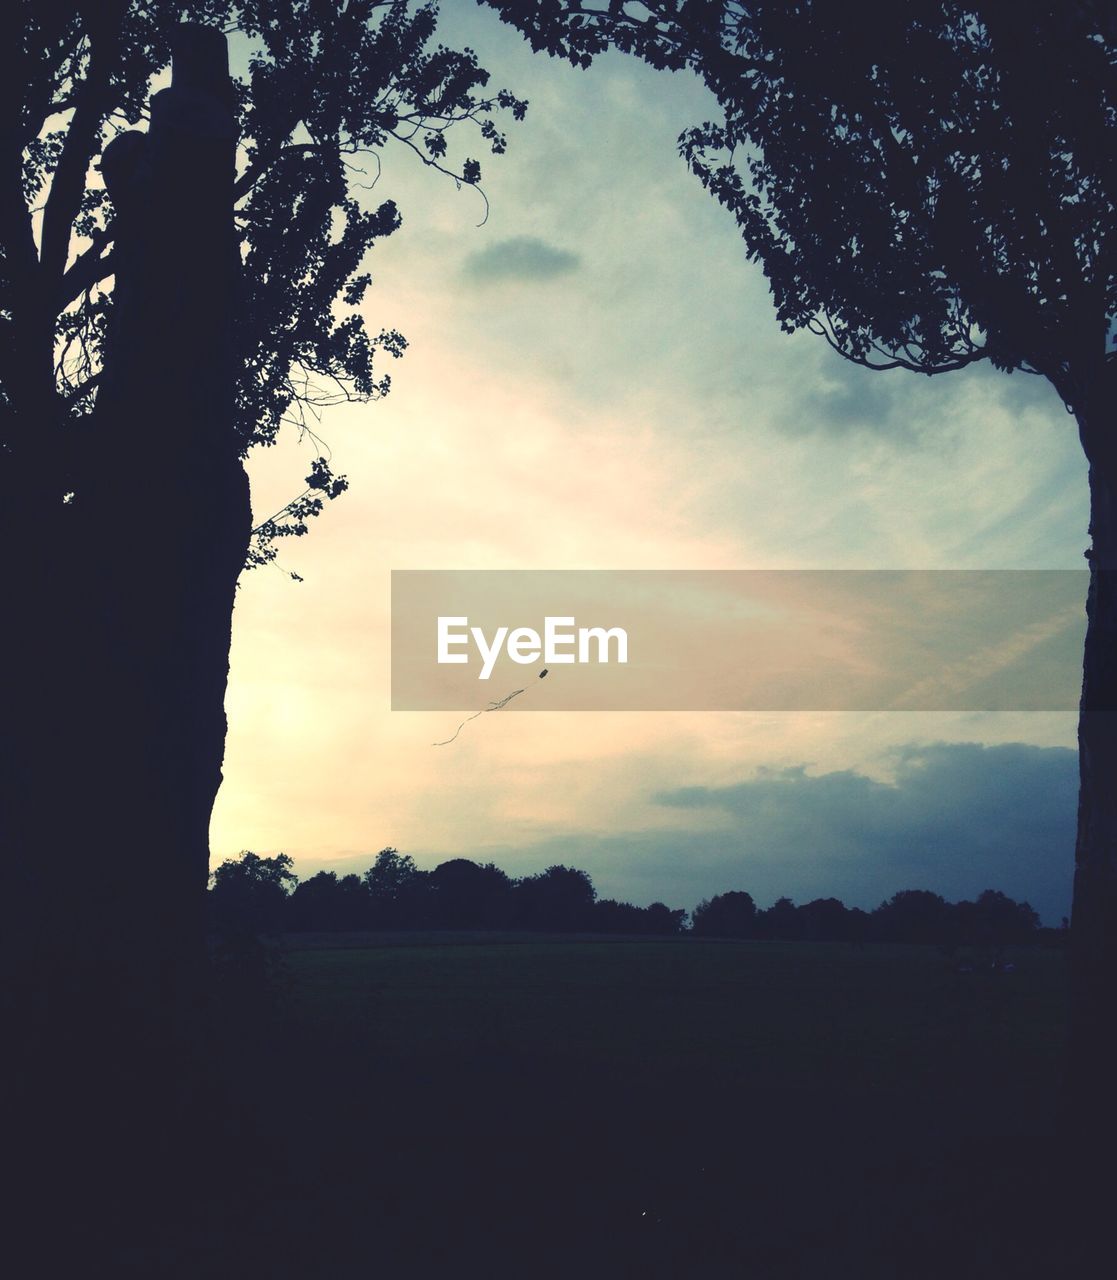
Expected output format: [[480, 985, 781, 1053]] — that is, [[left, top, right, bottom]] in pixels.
[[211, 843, 1059, 928]]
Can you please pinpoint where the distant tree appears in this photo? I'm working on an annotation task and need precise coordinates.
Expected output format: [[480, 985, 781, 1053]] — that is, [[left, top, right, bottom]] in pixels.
[[798, 897, 851, 943], [872, 889, 953, 946], [485, 0, 1117, 1134], [692, 891, 758, 939], [209, 851, 296, 937], [643, 902, 688, 936], [594, 898, 647, 933], [335, 873, 370, 931], [287, 870, 341, 932], [957, 889, 1042, 947], [363, 848, 425, 928], [758, 896, 800, 941], [845, 907, 872, 949], [515, 865, 597, 931], [429, 858, 515, 929], [287, 869, 370, 932]]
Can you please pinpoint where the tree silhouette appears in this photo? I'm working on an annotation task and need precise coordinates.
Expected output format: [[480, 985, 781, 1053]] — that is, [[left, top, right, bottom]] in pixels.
[[759, 895, 800, 941], [210, 850, 296, 936], [643, 900, 688, 935], [872, 888, 953, 946], [798, 897, 851, 944], [287, 869, 369, 932], [363, 846, 427, 927], [515, 864, 597, 930], [2, 5, 523, 1067], [692, 890, 758, 938], [429, 858, 515, 928], [958, 888, 1043, 947], [197, 845, 1045, 944], [486, 0, 1116, 1133], [591, 897, 687, 933]]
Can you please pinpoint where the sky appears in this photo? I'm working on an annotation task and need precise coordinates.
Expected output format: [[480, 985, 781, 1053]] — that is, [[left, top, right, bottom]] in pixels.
[[209, 3, 1089, 924]]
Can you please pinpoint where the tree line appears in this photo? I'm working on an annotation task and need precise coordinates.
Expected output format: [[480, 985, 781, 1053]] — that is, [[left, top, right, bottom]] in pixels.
[[209, 848, 1049, 949]]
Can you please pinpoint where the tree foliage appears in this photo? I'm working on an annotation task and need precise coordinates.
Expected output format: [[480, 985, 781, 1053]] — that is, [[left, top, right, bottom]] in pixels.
[[691, 889, 757, 938], [5, 1, 527, 565], [516, 863, 597, 930], [486, 1, 1114, 402], [210, 849, 296, 934]]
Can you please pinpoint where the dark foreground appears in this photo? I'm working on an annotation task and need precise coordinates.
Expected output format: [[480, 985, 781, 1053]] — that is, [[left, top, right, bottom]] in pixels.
[[25, 936, 1110, 1277]]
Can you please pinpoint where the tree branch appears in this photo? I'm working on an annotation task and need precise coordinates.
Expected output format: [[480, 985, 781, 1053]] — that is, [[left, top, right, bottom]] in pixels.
[[387, 128, 490, 223], [39, 4, 125, 284], [59, 230, 115, 307], [233, 141, 319, 202], [806, 317, 989, 375]]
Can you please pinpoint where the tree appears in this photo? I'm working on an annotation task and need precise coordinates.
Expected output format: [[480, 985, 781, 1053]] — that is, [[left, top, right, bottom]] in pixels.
[[2, 4, 524, 1056], [515, 864, 597, 930], [286, 869, 369, 931], [957, 888, 1042, 947], [429, 858, 515, 928], [487, 0, 1117, 1132], [363, 846, 426, 927], [758, 895, 800, 941], [871, 888, 952, 945], [691, 890, 758, 938], [798, 897, 852, 943], [209, 850, 296, 936], [594, 897, 648, 933], [643, 901, 688, 935]]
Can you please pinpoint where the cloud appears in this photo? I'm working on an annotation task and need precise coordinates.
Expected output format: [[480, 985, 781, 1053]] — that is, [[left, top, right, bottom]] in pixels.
[[342, 739, 1077, 927], [653, 741, 1077, 923], [461, 235, 580, 284], [775, 353, 906, 439], [764, 339, 1068, 454]]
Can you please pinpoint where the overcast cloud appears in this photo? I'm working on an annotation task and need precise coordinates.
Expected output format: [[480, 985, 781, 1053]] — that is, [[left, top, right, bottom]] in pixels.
[[462, 234, 581, 283]]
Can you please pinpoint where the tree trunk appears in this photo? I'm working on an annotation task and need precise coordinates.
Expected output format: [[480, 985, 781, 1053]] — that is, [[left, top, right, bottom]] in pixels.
[[3, 25, 250, 1187], [1070, 362, 1117, 1145]]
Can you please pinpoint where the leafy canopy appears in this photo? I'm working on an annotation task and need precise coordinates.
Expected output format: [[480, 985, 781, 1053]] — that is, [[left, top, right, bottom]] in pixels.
[[486, 1, 1115, 410], [7, 1, 527, 564]]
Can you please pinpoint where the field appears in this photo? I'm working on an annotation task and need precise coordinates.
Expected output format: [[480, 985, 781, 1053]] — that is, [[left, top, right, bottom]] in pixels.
[[182, 935, 1078, 1278], [288, 937, 1066, 1124]]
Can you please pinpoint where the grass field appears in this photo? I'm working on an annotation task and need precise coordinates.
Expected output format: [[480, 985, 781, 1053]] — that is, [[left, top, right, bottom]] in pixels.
[[90, 934, 1082, 1277], [183, 935, 1074, 1277], [287, 937, 1067, 1127]]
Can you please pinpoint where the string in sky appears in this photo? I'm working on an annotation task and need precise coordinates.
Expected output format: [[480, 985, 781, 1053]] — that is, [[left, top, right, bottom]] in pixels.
[[432, 669, 549, 746]]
